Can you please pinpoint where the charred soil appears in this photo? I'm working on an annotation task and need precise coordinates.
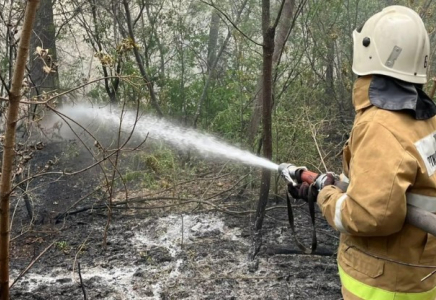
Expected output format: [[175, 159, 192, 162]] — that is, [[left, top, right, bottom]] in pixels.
[[9, 140, 341, 300]]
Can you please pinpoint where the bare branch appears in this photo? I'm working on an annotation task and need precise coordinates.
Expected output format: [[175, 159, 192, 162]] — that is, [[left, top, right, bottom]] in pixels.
[[133, 0, 147, 26], [20, 76, 129, 105], [307, 113, 328, 173], [54, 196, 291, 218], [272, 0, 286, 30], [0, 71, 10, 94], [199, 0, 263, 47], [122, 0, 164, 116], [274, 0, 308, 73]]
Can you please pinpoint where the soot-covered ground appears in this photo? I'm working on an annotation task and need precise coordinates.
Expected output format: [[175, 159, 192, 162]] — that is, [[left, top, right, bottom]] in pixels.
[[8, 140, 342, 300]]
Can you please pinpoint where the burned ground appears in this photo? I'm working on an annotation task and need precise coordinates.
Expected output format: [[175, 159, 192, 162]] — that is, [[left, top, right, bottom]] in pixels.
[[8, 139, 342, 300]]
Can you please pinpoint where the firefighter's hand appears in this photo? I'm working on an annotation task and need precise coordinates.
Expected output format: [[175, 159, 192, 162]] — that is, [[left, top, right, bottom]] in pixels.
[[288, 182, 317, 202], [314, 173, 335, 190], [316, 173, 348, 192], [333, 180, 348, 192]]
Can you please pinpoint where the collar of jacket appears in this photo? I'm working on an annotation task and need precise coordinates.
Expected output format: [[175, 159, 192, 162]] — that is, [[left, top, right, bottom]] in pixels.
[[352, 75, 436, 120]]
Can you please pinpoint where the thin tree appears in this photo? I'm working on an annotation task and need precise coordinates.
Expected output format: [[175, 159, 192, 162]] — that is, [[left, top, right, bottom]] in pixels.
[[247, 0, 296, 145], [249, 0, 287, 260], [193, 0, 249, 128], [89, 0, 121, 104], [122, 0, 164, 117], [30, 0, 59, 94], [0, 2, 40, 298], [207, 10, 220, 72]]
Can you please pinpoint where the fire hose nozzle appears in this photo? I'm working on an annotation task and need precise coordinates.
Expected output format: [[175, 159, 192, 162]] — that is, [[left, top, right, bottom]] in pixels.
[[278, 163, 307, 186]]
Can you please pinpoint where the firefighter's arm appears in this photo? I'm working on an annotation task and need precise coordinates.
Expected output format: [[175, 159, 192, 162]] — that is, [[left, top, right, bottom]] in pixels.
[[317, 121, 417, 236]]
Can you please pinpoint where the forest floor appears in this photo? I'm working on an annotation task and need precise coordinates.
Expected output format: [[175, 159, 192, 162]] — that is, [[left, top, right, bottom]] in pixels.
[[8, 138, 342, 300]]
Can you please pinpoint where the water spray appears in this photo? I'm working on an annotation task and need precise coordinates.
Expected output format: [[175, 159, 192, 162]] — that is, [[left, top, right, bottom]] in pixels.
[[58, 105, 279, 171], [55, 105, 436, 237]]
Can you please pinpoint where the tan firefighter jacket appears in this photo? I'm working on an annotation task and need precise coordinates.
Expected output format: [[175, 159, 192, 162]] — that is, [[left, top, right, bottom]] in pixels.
[[318, 75, 436, 300]]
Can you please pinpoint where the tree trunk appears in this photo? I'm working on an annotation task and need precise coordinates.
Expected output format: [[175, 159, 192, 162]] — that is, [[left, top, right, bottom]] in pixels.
[[247, 0, 295, 145], [207, 10, 220, 72], [29, 0, 59, 94], [193, 30, 231, 128], [28, 0, 58, 144], [255, 1, 275, 231], [0, 2, 40, 298], [249, 0, 275, 260]]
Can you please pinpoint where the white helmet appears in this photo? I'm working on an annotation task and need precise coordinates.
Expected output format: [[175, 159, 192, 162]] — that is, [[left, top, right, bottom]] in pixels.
[[352, 5, 430, 84]]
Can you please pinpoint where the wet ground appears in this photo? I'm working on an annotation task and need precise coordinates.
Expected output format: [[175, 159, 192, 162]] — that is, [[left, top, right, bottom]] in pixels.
[[8, 140, 342, 300]]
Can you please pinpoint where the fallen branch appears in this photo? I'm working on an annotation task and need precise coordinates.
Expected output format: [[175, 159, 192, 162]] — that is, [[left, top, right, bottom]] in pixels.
[[142, 172, 233, 198], [52, 186, 103, 221], [78, 262, 87, 300], [9, 242, 55, 288], [204, 174, 248, 201], [54, 196, 291, 219], [55, 172, 245, 220]]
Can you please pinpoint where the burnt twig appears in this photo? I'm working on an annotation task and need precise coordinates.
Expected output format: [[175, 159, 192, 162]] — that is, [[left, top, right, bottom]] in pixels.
[[78, 262, 87, 300]]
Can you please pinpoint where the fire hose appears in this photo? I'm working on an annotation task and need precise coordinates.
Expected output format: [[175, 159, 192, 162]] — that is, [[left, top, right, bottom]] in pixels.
[[278, 163, 436, 238]]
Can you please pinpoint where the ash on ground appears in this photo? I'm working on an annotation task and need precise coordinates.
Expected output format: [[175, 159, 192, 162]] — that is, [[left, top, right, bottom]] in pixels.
[[9, 140, 341, 300]]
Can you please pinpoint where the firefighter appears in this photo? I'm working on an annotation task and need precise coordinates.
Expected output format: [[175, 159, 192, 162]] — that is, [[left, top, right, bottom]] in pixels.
[[290, 5, 436, 300]]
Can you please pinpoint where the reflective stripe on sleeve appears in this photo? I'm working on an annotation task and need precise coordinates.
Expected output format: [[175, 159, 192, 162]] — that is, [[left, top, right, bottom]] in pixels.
[[407, 193, 436, 213], [339, 264, 436, 300], [334, 194, 348, 233]]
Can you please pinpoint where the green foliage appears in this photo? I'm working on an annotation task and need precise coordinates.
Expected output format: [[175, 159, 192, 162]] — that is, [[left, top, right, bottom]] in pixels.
[[121, 146, 176, 188], [2, 0, 434, 188], [55, 241, 71, 254], [122, 170, 158, 188], [61, 143, 80, 160]]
